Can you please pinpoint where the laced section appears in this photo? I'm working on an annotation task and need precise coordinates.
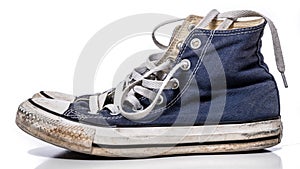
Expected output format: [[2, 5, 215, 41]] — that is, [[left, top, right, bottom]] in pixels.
[[92, 53, 186, 117], [90, 9, 287, 121], [105, 53, 179, 112]]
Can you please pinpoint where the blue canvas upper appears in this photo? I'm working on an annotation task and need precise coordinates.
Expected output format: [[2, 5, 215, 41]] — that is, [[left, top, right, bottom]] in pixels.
[[62, 21, 280, 127]]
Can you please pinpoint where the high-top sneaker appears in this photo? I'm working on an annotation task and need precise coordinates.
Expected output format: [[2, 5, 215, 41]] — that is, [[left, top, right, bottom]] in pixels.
[[16, 9, 287, 157]]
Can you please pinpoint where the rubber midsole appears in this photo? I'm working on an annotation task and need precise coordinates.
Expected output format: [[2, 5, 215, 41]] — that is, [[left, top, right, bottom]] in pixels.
[[93, 119, 281, 146]]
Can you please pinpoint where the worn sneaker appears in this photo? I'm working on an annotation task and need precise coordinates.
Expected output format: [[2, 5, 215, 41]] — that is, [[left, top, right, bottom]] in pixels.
[[16, 9, 287, 157]]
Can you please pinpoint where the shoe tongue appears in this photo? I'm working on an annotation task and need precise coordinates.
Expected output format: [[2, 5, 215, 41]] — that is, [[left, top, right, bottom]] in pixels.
[[157, 15, 202, 64]]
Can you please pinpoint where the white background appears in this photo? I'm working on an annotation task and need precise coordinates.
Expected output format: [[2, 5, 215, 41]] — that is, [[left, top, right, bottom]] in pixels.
[[0, 0, 299, 168]]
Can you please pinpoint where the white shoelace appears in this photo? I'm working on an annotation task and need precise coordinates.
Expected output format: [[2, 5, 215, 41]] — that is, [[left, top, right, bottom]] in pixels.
[[103, 53, 190, 119]]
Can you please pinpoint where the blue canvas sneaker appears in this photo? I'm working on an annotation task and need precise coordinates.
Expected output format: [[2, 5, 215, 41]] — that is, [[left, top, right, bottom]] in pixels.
[[16, 10, 287, 157]]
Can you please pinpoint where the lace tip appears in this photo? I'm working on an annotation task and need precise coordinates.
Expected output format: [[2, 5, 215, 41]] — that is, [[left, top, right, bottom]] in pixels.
[[281, 73, 288, 88]]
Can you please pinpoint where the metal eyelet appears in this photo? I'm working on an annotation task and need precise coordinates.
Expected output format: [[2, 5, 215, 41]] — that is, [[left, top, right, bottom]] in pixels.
[[156, 95, 164, 105], [172, 78, 180, 89], [180, 59, 191, 71], [176, 41, 183, 50], [190, 38, 201, 49], [188, 24, 196, 31]]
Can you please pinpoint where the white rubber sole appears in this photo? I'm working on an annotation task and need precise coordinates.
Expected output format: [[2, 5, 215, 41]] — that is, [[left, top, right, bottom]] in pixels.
[[16, 100, 282, 157]]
